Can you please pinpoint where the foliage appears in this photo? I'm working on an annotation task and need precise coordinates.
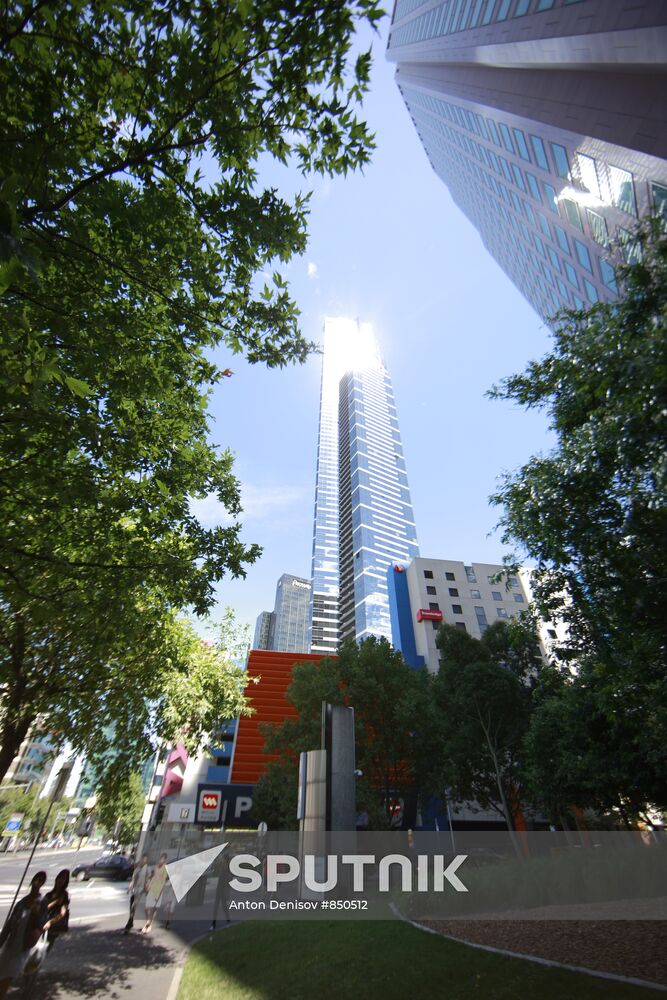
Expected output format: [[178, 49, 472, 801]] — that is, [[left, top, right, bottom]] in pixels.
[[0, 0, 381, 781], [428, 620, 542, 829], [95, 771, 145, 845], [489, 224, 667, 813], [0, 783, 56, 838], [253, 638, 429, 830], [524, 662, 667, 825]]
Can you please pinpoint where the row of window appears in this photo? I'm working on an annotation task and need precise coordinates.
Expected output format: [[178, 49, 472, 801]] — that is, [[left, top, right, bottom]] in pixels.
[[390, 0, 586, 49], [412, 105, 623, 313], [427, 584, 524, 602]]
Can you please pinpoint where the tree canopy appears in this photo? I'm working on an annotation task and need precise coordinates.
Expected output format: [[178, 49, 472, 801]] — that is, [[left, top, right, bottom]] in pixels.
[[253, 638, 429, 830], [95, 771, 146, 846], [489, 224, 667, 816], [0, 0, 382, 783], [428, 620, 541, 831]]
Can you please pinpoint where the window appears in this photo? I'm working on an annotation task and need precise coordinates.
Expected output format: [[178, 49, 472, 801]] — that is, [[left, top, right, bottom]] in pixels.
[[486, 119, 501, 147], [445, 571, 456, 581], [561, 198, 583, 230], [576, 153, 601, 199], [651, 182, 667, 223], [536, 0, 554, 8], [538, 213, 550, 238], [492, 591, 502, 601], [608, 164, 636, 216], [465, 565, 477, 583], [553, 225, 569, 255], [584, 278, 599, 303], [432, 621, 439, 631], [448, 588, 459, 597], [547, 246, 560, 271], [547, 628, 558, 639], [499, 123, 514, 154], [574, 238, 592, 272], [514, 594, 524, 603], [587, 210, 608, 246], [618, 227, 642, 264], [452, 604, 463, 615], [470, 589, 481, 599], [550, 143, 570, 179], [514, 0, 530, 13], [525, 172, 541, 201], [497, 608, 509, 618], [426, 585, 437, 595], [563, 259, 578, 288], [455, 622, 468, 632], [474, 606, 488, 623], [496, 0, 511, 19], [424, 570, 434, 579], [530, 135, 549, 172], [429, 602, 440, 611], [599, 258, 617, 292], [511, 164, 525, 191], [513, 128, 530, 161], [543, 182, 558, 213]]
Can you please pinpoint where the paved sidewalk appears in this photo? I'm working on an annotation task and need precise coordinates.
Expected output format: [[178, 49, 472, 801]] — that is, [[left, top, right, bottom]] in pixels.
[[12, 915, 209, 1000]]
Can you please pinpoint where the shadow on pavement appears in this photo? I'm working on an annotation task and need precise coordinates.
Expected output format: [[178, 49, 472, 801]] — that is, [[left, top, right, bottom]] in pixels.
[[21, 921, 195, 1000]]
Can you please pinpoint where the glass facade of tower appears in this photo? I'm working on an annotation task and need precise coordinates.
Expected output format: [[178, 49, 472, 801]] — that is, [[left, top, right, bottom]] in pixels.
[[309, 318, 419, 650], [272, 574, 311, 652], [387, 0, 667, 325]]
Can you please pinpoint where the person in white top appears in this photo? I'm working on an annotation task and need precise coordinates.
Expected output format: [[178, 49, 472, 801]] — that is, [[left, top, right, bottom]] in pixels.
[[124, 855, 148, 934]]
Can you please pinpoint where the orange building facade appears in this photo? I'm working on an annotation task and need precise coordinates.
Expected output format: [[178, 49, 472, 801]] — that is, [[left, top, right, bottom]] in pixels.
[[230, 649, 333, 785]]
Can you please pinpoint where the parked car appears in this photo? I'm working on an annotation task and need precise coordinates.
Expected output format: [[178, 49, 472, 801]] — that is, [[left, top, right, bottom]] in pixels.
[[72, 853, 134, 882]]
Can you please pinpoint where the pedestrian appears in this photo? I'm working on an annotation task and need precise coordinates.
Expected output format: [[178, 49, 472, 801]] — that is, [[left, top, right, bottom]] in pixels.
[[141, 854, 168, 934], [124, 854, 148, 934], [0, 872, 46, 999], [160, 879, 175, 930], [209, 853, 231, 932], [20, 870, 71, 998], [42, 870, 70, 952]]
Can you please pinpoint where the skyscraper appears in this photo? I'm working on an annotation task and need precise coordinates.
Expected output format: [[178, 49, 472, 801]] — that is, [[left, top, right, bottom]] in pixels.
[[387, 0, 667, 324], [253, 573, 310, 653], [309, 318, 419, 652]]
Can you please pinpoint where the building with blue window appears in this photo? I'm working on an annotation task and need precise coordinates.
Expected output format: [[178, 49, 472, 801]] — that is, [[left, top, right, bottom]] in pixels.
[[309, 318, 419, 651], [387, 0, 667, 323], [253, 574, 311, 653]]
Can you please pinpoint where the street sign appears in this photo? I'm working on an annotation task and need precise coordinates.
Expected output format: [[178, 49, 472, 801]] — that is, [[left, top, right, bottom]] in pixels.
[[2, 814, 23, 837]]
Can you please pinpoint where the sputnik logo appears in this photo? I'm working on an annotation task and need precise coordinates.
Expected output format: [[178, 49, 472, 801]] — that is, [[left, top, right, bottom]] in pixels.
[[165, 843, 228, 902]]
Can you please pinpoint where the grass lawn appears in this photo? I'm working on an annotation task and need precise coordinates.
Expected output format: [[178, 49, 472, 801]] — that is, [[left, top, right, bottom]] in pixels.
[[177, 920, 656, 1000]]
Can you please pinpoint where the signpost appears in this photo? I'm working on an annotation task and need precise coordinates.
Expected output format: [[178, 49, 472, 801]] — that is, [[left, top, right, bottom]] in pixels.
[[2, 814, 23, 838]]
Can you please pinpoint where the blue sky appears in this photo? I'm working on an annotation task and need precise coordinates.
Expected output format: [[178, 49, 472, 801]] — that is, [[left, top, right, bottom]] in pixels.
[[194, 18, 555, 633]]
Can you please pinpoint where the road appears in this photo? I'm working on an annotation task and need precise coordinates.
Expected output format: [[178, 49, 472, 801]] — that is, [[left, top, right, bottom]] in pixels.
[[0, 846, 132, 928]]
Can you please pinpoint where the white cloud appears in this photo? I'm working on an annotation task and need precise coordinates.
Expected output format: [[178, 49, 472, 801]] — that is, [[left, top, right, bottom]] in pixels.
[[307, 261, 319, 280], [189, 483, 309, 527]]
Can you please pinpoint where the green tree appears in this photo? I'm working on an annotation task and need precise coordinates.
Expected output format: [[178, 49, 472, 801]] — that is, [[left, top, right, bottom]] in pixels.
[[0, 1, 381, 781], [95, 771, 145, 846], [489, 224, 667, 808], [524, 662, 666, 827], [253, 638, 429, 830], [428, 620, 541, 831]]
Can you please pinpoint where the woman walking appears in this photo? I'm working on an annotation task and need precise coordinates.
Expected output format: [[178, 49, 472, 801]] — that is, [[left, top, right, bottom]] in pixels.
[[0, 872, 46, 998], [124, 854, 148, 934], [141, 854, 168, 934]]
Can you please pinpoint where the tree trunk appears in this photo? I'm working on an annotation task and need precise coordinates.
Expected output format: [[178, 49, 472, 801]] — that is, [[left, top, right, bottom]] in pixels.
[[0, 614, 37, 783]]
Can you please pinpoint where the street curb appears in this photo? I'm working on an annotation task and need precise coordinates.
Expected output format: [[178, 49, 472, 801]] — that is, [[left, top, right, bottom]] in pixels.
[[389, 904, 667, 993], [165, 923, 235, 1000]]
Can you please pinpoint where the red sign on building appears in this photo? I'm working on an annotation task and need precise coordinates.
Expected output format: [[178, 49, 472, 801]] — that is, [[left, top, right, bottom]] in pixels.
[[416, 609, 443, 622]]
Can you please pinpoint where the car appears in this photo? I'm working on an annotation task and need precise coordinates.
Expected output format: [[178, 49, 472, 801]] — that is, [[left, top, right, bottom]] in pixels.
[[72, 854, 134, 882]]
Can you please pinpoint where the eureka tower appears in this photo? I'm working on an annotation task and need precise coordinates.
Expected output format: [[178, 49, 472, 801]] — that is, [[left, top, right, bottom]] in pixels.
[[309, 318, 419, 653]]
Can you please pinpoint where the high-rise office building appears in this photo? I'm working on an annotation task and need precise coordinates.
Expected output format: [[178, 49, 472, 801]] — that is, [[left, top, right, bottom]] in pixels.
[[252, 610, 275, 651], [253, 574, 310, 653], [309, 318, 419, 652], [387, 0, 667, 324]]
